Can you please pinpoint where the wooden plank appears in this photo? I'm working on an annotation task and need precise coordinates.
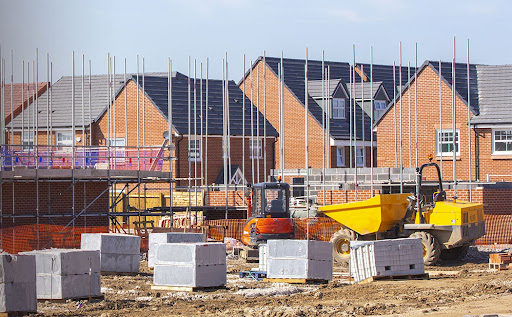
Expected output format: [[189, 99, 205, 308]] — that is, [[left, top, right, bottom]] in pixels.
[[150, 285, 225, 292], [0, 312, 36, 317], [262, 278, 328, 284], [37, 295, 105, 303], [358, 273, 429, 284]]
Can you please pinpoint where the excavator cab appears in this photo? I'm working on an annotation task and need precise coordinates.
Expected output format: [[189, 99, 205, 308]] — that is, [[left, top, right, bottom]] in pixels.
[[241, 181, 294, 247]]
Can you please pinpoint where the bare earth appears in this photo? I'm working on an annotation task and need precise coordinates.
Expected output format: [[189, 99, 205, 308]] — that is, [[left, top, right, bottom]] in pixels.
[[33, 254, 512, 317]]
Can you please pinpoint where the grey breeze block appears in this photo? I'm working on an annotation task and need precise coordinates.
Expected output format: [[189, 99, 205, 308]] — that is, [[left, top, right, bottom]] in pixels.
[[81, 233, 141, 255], [0, 254, 37, 313], [266, 240, 333, 280], [148, 233, 205, 268], [81, 233, 141, 273], [153, 242, 226, 288], [350, 238, 424, 283], [21, 249, 101, 300]]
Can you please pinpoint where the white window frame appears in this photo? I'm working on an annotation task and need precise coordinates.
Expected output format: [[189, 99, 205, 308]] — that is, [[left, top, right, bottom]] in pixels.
[[492, 129, 512, 155], [56, 131, 74, 147], [436, 129, 460, 157], [250, 138, 263, 159], [336, 146, 345, 167], [21, 131, 34, 150], [356, 147, 365, 167], [374, 100, 387, 110], [188, 138, 202, 162], [332, 98, 345, 119], [106, 138, 126, 162]]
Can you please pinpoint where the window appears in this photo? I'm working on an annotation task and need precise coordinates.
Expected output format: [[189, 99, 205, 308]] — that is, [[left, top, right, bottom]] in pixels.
[[106, 138, 126, 162], [250, 138, 262, 158], [189, 138, 201, 161], [56, 131, 73, 147], [332, 98, 345, 119], [493, 130, 512, 154], [22, 132, 34, 150], [336, 146, 345, 167], [436, 129, 460, 156], [356, 147, 365, 167], [106, 138, 125, 147], [374, 100, 387, 110]]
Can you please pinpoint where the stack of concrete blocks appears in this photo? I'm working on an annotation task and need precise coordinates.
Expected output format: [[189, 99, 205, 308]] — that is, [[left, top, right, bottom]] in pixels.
[[148, 232, 204, 268], [0, 253, 37, 313], [266, 240, 333, 280], [258, 244, 268, 272], [22, 249, 101, 300], [81, 233, 141, 273], [153, 243, 226, 288], [350, 238, 424, 283]]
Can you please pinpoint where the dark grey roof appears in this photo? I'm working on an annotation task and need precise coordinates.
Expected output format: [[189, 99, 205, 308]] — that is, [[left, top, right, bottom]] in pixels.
[[133, 73, 278, 136], [8, 74, 125, 129], [472, 65, 512, 124], [307, 79, 343, 99], [356, 63, 415, 99], [429, 61, 479, 115]]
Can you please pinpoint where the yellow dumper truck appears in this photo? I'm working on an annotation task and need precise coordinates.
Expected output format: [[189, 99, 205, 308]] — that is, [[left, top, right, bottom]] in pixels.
[[320, 159, 485, 265]]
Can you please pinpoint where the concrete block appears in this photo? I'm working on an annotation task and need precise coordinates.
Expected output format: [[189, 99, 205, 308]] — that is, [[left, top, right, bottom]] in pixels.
[[267, 240, 332, 261], [35, 272, 101, 300], [21, 249, 100, 275], [258, 244, 268, 272], [81, 233, 141, 255], [153, 264, 226, 287], [153, 243, 225, 266], [148, 233, 205, 267], [0, 282, 37, 313], [267, 258, 332, 280], [100, 254, 139, 273], [0, 254, 36, 284]]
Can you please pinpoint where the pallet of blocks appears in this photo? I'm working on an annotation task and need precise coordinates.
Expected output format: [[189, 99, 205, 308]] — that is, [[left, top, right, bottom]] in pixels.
[[350, 238, 428, 283], [147, 232, 205, 268], [20, 249, 102, 300], [263, 240, 332, 284], [151, 242, 226, 292], [489, 252, 512, 271], [0, 253, 37, 314]]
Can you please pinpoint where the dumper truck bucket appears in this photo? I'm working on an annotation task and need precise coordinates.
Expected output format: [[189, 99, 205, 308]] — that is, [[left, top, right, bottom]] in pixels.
[[319, 193, 410, 235]]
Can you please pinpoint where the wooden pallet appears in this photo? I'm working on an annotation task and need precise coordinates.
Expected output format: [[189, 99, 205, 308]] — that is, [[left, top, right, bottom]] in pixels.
[[101, 271, 139, 276], [489, 263, 511, 271], [150, 285, 226, 292], [262, 278, 329, 284], [38, 294, 105, 303], [0, 312, 36, 317], [358, 273, 429, 284]]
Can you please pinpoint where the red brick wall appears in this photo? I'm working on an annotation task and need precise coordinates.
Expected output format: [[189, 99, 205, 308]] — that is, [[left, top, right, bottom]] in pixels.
[[241, 61, 372, 170], [317, 190, 381, 205], [206, 190, 247, 206]]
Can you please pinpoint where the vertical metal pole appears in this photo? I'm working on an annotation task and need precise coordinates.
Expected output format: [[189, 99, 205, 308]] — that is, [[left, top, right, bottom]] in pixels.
[[393, 62, 397, 168], [226, 54, 231, 191], [327, 66, 331, 170], [136, 55, 141, 223], [280, 53, 285, 180], [113, 57, 116, 168], [452, 36, 457, 197], [361, 65, 364, 169], [10, 50, 13, 149], [467, 39, 472, 201], [194, 60, 197, 208], [321, 52, 325, 203], [399, 42, 403, 194], [21, 61, 24, 150], [222, 59, 228, 218], [35, 49, 40, 248], [305, 48, 309, 226], [242, 55, 245, 186], [415, 43, 418, 167], [256, 66, 260, 183], [168, 58, 173, 226], [46, 54, 49, 145], [124, 58, 127, 146], [200, 62, 203, 187], [439, 60, 443, 176], [250, 62, 254, 184], [349, 64, 352, 168], [353, 45, 358, 200], [89, 60, 92, 146], [205, 59, 209, 186], [82, 55, 85, 149], [142, 58, 145, 147], [187, 57, 191, 223], [72, 51, 76, 242], [370, 47, 374, 196], [408, 62, 411, 167], [50, 62, 53, 146], [263, 52, 267, 182]]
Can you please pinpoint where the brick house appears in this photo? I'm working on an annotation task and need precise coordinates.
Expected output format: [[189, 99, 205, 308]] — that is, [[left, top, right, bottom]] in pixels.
[[375, 61, 512, 182], [240, 57, 404, 170]]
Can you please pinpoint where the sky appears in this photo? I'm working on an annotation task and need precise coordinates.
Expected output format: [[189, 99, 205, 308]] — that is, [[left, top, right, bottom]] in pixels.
[[0, 0, 510, 83]]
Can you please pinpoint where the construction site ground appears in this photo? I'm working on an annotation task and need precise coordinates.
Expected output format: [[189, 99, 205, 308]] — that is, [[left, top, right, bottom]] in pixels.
[[33, 246, 512, 317]]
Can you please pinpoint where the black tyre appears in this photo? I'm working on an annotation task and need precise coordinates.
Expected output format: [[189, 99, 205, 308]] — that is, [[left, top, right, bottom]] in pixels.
[[330, 229, 358, 263], [409, 231, 441, 265], [440, 246, 469, 261]]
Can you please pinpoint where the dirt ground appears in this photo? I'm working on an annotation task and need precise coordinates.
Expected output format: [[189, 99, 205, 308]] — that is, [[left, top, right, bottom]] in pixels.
[[33, 247, 512, 317]]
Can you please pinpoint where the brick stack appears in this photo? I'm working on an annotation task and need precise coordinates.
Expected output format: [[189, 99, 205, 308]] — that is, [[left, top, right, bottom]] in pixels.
[[153, 243, 226, 288], [350, 238, 424, 283], [489, 252, 512, 270], [266, 240, 332, 280], [81, 233, 141, 273], [0, 254, 37, 313]]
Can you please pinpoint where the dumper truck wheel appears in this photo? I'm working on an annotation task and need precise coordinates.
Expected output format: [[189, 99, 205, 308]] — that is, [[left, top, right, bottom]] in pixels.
[[330, 229, 358, 263], [409, 231, 441, 265], [440, 246, 469, 261]]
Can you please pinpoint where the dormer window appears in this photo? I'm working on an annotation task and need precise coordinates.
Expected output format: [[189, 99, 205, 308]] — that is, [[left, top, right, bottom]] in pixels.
[[332, 98, 345, 119], [374, 100, 387, 110]]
